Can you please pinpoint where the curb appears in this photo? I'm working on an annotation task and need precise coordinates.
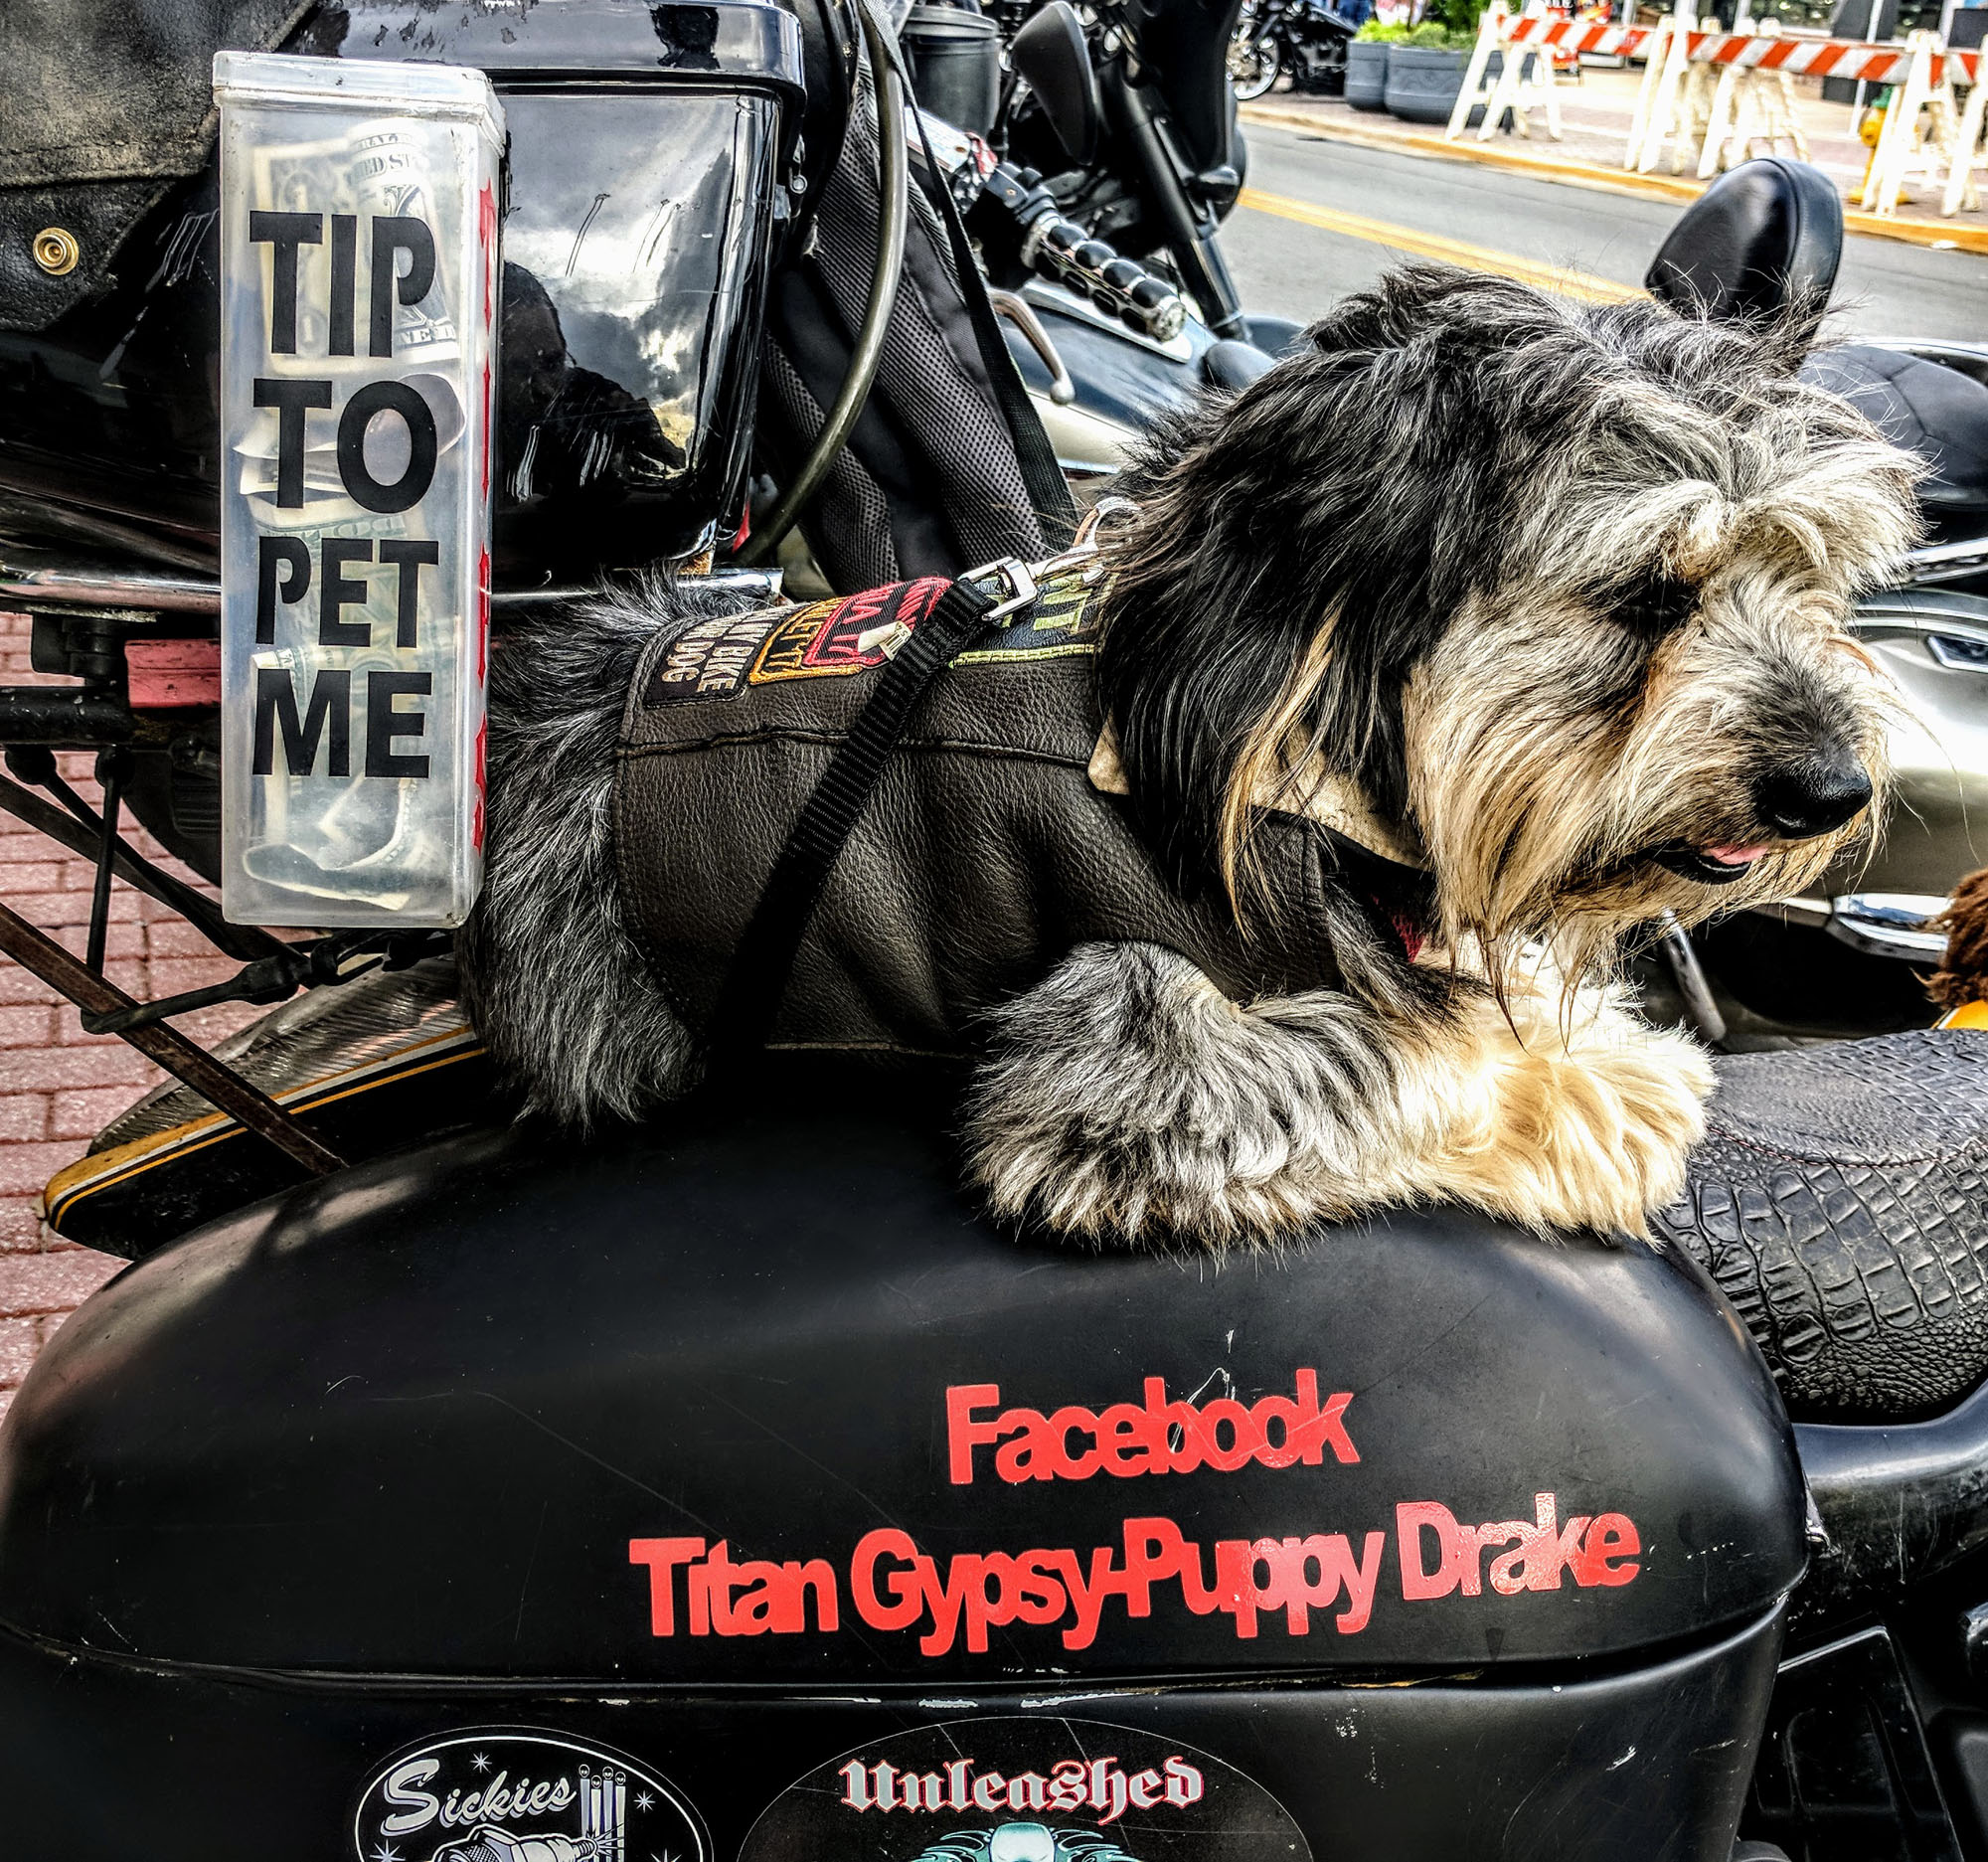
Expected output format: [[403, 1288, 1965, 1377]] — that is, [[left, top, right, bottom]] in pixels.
[[1238, 102, 1988, 256]]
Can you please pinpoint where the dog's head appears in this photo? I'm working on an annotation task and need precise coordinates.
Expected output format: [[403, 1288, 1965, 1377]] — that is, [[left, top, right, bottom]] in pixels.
[[1096, 264, 1921, 981]]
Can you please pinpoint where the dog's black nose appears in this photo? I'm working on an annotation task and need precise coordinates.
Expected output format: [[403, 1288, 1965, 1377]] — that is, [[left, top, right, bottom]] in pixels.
[[1754, 747, 1873, 839]]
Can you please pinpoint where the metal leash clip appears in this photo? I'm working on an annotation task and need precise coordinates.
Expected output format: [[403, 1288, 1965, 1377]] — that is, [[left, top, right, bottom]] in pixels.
[[965, 497, 1139, 620], [963, 556, 1041, 622]]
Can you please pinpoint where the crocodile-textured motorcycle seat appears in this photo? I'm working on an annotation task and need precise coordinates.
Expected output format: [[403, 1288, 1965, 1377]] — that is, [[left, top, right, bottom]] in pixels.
[[1654, 1030, 1988, 1424]]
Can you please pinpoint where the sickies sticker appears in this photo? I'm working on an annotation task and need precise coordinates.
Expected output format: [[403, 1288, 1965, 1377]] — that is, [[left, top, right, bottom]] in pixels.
[[738, 1718, 1310, 1862], [351, 1728, 707, 1862]]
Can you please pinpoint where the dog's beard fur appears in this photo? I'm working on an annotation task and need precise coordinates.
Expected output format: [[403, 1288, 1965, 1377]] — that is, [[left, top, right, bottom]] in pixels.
[[1405, 572, 1897, 994], [1096, 264, 1921, 1006]]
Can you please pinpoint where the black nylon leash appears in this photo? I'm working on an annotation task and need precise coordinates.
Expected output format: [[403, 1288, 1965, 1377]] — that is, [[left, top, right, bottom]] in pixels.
[[706, 575, 998, 1071], [911, 114, 1077, 554], [880, 0, 1077, 556]]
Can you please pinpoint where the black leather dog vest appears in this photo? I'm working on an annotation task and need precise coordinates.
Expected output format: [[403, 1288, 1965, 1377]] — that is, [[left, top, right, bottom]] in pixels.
[[612, 567, 1362, 1061]]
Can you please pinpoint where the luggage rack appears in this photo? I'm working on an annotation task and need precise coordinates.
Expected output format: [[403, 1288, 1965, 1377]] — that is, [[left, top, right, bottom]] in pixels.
[[0, 555, 353, 1174], [0, 547, 780, 1181]]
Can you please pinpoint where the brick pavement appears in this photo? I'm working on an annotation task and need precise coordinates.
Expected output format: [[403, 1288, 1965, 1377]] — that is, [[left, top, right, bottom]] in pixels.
[[0, 612, 267, 1423]]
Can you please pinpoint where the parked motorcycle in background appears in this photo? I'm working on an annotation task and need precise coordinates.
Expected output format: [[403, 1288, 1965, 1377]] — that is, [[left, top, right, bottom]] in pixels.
[[1227, 0, 1365, 100]]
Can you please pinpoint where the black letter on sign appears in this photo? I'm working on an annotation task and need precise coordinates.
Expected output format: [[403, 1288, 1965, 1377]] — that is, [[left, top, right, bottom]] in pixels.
[[319, 538, 374, 646], [255, 537, 311, 644], [253, 378, 332, 509], [370, 215, 436, 358], [252, 668, 351, 776], [378, 539, 439, 648], [329, 214, 358, 357], [248, 211, 322, 355], [337, 380, 437, 514], [366, 671, 431, 778]]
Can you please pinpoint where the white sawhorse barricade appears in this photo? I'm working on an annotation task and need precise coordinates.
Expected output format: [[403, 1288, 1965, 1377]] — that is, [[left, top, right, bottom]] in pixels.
[[1445, 5, 1565, 144], [1859, 29, 1984, 216], [1626, 5, 1810, 174], [1495, 8, 1983, 216]]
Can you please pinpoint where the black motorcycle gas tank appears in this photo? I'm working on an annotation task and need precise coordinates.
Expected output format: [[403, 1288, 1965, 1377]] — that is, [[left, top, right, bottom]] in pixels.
[[0, 1075, 1804, 1684], [0, 1610, 1785, 1861]]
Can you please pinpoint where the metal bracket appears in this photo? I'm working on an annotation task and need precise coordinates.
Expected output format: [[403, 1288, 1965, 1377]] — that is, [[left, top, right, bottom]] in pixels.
[[1826, 893, 1949, 962], [0, 901, 343, 1176]]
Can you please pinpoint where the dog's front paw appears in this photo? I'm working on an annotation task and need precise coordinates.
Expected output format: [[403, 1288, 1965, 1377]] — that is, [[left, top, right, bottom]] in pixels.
[[1423, 997, 1713, 1238], [963, 942, 1381, 1248]]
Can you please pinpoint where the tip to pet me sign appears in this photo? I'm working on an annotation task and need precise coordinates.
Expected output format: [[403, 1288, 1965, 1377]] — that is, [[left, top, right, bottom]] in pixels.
[[214, 52, 503, 928]]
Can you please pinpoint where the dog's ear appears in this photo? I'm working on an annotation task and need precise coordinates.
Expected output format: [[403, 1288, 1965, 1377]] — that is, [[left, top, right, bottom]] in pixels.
[[1099, 275, 1513, 909]]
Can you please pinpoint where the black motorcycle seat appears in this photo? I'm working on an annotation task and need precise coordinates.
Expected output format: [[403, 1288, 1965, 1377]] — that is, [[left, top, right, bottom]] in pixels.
[[1654, 1030, 1988, 1424], [1800, 344, 1988, 547], [1203, 338, 1279, 390], [1644, 156, 1844, 324]]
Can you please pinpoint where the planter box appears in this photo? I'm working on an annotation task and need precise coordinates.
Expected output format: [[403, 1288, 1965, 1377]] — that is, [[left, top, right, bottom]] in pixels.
[[1344, 39, 1390, 110], [1383, 43, 1468, 124]]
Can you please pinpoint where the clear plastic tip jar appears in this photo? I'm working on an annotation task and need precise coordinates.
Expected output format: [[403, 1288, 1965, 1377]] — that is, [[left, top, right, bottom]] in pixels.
[[214, 52, 504, 928]]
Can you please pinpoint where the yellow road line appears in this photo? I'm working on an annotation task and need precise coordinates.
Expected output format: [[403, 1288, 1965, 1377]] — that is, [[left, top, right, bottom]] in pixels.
[[1236, 186, 1643, 304]]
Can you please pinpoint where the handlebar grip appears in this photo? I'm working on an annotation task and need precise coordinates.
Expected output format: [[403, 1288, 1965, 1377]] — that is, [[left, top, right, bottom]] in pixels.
[[983, 163, 1188, 344]]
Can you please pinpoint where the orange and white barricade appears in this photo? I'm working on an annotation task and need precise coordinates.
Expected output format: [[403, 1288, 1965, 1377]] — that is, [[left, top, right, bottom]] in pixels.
[[1446, 3, 1566, 142], [1507, 9, 1980, 201], [1697, 19, 1809, 176], [1859, 28, 1985, 216]]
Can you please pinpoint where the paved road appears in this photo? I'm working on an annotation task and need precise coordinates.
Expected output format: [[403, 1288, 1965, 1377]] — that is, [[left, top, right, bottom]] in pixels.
[[1223, 124, 1988, 343]]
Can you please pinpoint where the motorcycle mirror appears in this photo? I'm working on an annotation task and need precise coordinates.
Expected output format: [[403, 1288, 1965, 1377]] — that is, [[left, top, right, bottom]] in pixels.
[[1009, 1, 1101, 168]]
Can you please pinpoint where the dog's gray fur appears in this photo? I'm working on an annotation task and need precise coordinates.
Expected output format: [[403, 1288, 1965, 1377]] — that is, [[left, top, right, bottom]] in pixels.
[[458, 580, 699, 1127]]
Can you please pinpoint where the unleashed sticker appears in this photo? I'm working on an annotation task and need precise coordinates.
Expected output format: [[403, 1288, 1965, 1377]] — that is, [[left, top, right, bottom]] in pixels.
[[738, 1719, 1310, 1862]]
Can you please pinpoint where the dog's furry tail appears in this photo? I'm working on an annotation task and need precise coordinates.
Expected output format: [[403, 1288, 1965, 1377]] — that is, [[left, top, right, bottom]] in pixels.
[[459, 578, 713, 1128]]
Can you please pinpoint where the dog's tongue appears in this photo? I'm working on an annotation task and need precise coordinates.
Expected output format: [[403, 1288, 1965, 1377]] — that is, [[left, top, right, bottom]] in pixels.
[[1706, 843, 1770, 867]]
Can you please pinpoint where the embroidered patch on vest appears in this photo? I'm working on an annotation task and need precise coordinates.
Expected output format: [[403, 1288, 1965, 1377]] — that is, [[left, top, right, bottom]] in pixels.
[[749, 577, 952, 684], [952, 565, 1105, 664], [644, 610, 783, 706]]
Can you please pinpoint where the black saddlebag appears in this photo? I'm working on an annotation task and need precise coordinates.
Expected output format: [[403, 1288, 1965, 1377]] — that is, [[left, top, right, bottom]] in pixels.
[[0, 1070, 1803, 1860]]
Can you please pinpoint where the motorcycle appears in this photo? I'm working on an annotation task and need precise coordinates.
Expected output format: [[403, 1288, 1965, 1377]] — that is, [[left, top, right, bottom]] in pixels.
[[996, 0, 1259, 338], [3, 2, 1988, 1858], [1227, 0, 1365, 101]]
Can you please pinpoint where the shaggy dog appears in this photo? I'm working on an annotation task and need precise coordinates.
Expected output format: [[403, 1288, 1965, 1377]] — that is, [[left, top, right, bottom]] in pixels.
[[461, 265, 1919, 1249]]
